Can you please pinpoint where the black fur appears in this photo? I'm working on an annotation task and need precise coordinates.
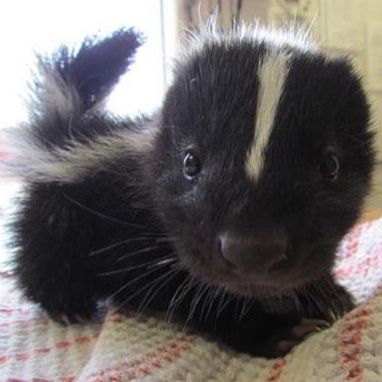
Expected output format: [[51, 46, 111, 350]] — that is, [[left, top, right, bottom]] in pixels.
[[4, 25, 375, 358]]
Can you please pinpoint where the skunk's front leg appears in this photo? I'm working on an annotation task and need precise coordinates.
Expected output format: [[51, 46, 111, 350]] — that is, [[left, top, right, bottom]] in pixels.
[[14, 183, 101, 323], [13, 167, 159, 324]]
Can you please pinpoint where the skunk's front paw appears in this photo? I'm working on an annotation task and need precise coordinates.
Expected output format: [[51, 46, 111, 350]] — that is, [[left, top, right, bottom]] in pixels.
[[223, 316, 331, 358], [266, 318, 330, 357], [44, 300, 96, 325], [16, 255, 98, 325]]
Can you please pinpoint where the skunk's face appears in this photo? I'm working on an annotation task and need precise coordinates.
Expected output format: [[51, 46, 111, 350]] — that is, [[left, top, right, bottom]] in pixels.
[[152, 30, 374, 297]]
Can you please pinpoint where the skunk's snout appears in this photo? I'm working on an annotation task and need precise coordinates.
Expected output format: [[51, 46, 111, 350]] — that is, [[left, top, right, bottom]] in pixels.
[[218, 230, 287, 275]]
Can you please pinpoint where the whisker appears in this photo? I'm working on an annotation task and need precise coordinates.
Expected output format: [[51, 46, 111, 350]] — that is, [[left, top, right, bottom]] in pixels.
[[106, 265, 168, 302], [185, 282, 206, 326], [216, 288, 233, 318], [166, 276, 189, 316], [290, 289, 302, 314], [167, 275, 194, 323], [97, 256, 176, 277], [154, 236, 177, 244], [216, 288, 226, 319], [64, 192, 150, 230], [110, 267, 178, 315], [89, 237, 158, 257], [147, 258, 177, 269], [217, 292, 234, 317], [239, 296, 254, 320], [116, 243, 171, 262], [137, 265, 180, 315], [204, 286, 220, 320], [199, 284, 213, 321]]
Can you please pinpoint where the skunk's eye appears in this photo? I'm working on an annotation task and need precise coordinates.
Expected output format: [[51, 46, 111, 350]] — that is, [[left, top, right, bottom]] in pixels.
[[183, 150, 201, 178], [320, 153, 340, 180]]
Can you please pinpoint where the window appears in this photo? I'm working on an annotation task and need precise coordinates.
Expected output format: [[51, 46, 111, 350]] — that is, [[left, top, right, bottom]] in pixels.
[[0, 0, 175, 127]]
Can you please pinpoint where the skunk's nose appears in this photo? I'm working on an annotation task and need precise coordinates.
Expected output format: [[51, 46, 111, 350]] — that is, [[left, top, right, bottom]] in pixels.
[[218, 230, 287, 274]]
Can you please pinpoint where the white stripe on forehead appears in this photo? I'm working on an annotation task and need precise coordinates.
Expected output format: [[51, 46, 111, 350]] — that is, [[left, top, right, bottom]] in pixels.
[[245, 50, 291, 181]]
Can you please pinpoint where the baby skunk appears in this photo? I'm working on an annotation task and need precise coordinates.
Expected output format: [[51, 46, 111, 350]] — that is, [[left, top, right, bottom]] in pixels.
[[1, 22, 375, 358]]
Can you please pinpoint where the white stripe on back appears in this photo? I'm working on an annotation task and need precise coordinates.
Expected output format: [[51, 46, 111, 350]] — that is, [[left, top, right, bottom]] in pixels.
[[245, 51, 290, 181], [0, 124, 156, 183]]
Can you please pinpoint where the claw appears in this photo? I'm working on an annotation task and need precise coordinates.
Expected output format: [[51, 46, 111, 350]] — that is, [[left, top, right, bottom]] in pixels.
[[276, 339, 300, 354], [45, 307, 94, 325], [270, 318, 332, 357], [291, 318, 331, 338]]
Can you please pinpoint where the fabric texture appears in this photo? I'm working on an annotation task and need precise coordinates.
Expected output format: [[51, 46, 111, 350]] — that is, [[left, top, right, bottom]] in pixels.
[[1, 218, 382, 382]]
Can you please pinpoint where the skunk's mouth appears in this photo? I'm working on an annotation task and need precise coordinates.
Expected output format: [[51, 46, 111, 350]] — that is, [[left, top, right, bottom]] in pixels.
[[181, 258, 303, 298], [198, 272, 304, 298], [217, 277, 307, 298], [179, 247, 325, 298]]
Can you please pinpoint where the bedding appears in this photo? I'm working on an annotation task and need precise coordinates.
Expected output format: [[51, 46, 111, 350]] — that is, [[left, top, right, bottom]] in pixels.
[[0, 218, 382, 381]]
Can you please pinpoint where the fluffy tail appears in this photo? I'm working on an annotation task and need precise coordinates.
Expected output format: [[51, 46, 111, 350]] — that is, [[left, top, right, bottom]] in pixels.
[[1, 28, 143, 181]]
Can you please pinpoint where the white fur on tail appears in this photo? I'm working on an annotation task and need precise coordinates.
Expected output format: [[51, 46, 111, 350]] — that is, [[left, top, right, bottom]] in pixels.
[[0, 56, 156, 183], [1, 125, 156, 183]]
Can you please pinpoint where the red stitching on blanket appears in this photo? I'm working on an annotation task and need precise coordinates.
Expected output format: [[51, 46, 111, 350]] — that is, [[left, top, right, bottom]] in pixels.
[[0, 318, 50, 328], [0, 307, 32, 316], [342, 225, 364, 260], [0, 334, 97, 365], [86, 335, 196, 381], [6, 379, 52, 382], [339, 304, 373, 382], [335, 250, 382, 280], [265, 356, 289, 381]]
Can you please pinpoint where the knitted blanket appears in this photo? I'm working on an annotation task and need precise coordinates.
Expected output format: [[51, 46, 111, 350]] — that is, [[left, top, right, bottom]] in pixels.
[[1, 219, 382, 382]]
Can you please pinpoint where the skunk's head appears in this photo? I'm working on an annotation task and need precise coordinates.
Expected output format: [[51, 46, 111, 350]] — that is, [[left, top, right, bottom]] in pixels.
[[150, 23, 375, 297]]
